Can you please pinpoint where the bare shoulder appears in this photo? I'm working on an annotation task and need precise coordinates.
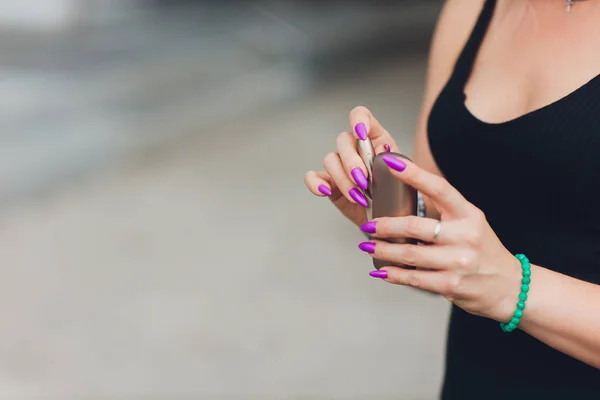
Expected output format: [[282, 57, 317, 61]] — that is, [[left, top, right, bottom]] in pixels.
[[412, 0, 489, 178], [427, 0, 487, 85]]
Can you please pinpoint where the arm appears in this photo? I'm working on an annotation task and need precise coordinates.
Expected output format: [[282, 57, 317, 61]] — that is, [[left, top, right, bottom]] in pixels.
[[412, 0, 486, 219], [413, 3, 600, 366], [519, 265, 600, 368]]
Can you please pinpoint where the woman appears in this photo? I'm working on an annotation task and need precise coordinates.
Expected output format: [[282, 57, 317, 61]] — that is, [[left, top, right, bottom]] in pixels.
[[304, 0, 600, 398]]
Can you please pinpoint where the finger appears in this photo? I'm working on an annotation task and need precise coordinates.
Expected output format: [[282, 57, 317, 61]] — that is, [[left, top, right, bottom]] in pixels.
[[373, 267, 457, 296], [363, 216, 454, 243], [304, 170, 334, 197], [336, 131, 369, 190], [376, 143, 394, 154], [349, 106, 394, 146], [323, 152, 369, 208], [358, 241, 454, 270], [379, 154, 472, 217]]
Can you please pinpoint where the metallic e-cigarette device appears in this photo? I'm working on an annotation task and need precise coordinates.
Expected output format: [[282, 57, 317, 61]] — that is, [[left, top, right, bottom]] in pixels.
[[357, 139, 418, 269]]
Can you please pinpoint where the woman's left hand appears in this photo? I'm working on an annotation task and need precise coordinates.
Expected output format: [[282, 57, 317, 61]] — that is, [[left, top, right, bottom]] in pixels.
[[359, 154, 522, 323]]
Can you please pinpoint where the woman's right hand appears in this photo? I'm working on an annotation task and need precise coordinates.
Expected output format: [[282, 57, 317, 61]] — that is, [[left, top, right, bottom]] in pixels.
[[304, 106, 402, 227]]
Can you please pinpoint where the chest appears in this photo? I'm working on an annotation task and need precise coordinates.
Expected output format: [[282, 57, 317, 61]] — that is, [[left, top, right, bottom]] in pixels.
[[464, 5, 600, 125]]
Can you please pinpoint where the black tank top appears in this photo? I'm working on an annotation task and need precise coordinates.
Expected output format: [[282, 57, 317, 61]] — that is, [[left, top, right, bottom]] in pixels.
[[427, 0, 600, 398]]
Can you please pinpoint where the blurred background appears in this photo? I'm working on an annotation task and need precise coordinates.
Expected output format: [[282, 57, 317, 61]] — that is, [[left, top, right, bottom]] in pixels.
[[0, 0, 450, 398]]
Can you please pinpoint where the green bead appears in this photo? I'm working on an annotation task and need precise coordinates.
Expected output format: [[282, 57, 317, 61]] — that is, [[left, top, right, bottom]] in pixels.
[[519, 292, 528, 301], [501, 254, 531, 334]]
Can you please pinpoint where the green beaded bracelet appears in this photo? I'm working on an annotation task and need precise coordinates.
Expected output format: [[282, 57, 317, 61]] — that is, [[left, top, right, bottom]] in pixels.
[[500, 254, 531, 333]]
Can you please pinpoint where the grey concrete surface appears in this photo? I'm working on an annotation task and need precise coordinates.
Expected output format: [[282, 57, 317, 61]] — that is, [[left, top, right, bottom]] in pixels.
[[0, 58, 450, 399]]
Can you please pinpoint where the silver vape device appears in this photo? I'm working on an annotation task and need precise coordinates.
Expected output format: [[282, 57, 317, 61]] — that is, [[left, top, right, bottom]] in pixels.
[[357, 139, 418, 269]]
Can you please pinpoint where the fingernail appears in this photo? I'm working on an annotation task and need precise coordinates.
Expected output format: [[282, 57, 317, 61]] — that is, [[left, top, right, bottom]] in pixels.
[[351, 168, 369, 190], [384, 144, 391, 152], [349, 188, 369, 208], [354, 123, 367, 140], [369, 270, 388, 279], [318, 184, 332, 196], [381, 154, 406, 172], [360, 221, 377, 234], [358, 241, 376, 254]]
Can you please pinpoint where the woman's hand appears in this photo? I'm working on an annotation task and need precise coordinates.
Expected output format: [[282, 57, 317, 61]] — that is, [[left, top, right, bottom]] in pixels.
[[304, 106, 400, 227], [359, 155, 522, 323]]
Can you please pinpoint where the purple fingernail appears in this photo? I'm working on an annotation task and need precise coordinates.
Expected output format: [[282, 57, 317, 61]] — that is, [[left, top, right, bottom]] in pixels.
[[354, 123, 367, 140], [351, 168, 369, 190], [349, 188, 369, 208], [358, 241, 376, 254], [318, 184, 332, 196], [384, 144, 391, 152], [369, 270, 388, 279], [360, 221, 377, 234], [381, 154, 406, 172]]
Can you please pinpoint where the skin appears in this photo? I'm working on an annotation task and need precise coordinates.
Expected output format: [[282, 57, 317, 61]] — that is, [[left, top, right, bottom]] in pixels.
[[304, 0, 600, 369]]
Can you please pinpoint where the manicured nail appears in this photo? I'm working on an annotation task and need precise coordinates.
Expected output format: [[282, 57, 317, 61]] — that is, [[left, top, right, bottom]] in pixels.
[[369, 270, 388, 279], [358, 241, 376, 254], [351, 168, 369, 190], [381, 154, 406, 172], [318, 184, 332, 196], [349, 188, 369, 207], [384, 144, 391, 152], [360, 221, 377, 234], [354, 123, 367, 140]]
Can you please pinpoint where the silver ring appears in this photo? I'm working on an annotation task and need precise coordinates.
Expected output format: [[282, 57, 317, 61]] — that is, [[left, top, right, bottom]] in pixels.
[[433, 221, 442, 242]]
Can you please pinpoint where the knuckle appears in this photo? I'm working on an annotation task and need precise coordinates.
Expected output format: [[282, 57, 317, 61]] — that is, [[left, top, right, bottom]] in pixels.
[[376, 244, 392, 262], [335, 131, 350, 146], [323, 152, 339, 168], [350, 105, 369, 116], [400, 245, 419, 266], [374, 217, 390, 236], [303, 171, 314, 186], [404, 216, 422, 237], [471, 207, 487, 223], [444, 274, 462, 297], [463, 229, 482, 247], [406, 272, 421, 288], [455, 253, 475, 270]]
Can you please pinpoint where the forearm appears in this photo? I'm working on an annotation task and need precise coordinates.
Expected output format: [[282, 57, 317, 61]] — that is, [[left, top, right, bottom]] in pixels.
[[519, 265, 600, 368]]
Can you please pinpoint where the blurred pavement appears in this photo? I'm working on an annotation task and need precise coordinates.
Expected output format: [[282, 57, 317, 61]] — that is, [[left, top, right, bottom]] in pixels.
[[0, 1, 449, 399], [0, 58, 450, 400]]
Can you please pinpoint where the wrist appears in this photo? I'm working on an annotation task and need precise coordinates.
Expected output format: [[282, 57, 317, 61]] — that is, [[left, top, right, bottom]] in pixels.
[[498, 254, 533, 332], [493, 254, 525, 323]]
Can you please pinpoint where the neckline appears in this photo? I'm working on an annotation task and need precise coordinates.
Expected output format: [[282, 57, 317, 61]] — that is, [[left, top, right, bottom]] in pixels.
[[460, 73, 600, 128]]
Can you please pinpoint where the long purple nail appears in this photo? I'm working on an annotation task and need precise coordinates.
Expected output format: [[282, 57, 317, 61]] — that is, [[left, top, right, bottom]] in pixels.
[[360, 221, 377, 234], [349, 188, 369, 208], [381, 154, 406, 172], [358, 241, 376, 254], [369, 270, 388, 279], [351, 168, 369, 190], [318, 184, 332, 196], [384, 144, 391, 152], [354, 123, 367, 140]]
